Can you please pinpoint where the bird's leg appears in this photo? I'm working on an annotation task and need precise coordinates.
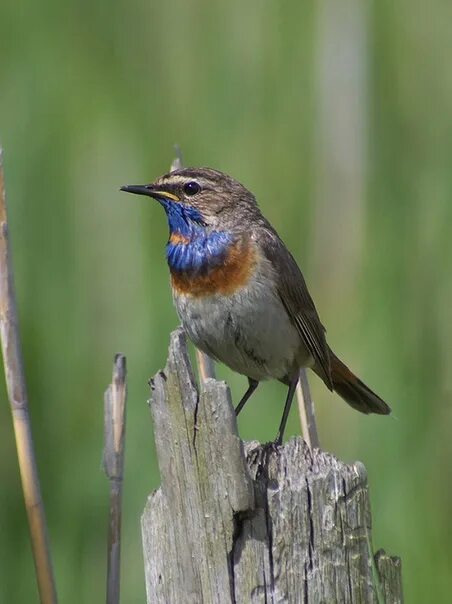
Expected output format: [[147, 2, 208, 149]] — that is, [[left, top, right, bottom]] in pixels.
[[235, 378, 259, 416], [274, 375, 299, 446]]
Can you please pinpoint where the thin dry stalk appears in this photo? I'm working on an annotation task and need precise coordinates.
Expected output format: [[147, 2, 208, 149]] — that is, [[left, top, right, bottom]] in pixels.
[[103, 354, 127, 604], [194, 350, 216, 381], [169, 150, 216, 381], [296, 369, 320, 449], [169, 146, 183, 173], [0, 149, 58, 603]]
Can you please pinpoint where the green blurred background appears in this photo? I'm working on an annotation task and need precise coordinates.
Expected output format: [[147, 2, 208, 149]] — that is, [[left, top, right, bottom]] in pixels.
[[1, 0, 451, 602]]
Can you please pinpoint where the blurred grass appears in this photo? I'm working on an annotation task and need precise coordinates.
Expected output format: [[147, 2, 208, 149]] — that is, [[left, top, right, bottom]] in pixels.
[[0, 0, 451, 602]]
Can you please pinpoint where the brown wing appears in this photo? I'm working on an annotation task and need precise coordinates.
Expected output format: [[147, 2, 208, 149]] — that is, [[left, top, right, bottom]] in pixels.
[[259, 226, 333, 389]]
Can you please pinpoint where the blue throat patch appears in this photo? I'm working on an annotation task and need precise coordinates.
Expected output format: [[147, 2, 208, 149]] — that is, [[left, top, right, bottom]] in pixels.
[[160, 198, 233, 274]]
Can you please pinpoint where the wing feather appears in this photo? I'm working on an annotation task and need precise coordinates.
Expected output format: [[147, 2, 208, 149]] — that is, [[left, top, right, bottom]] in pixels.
[[259, 226, 333, 388]]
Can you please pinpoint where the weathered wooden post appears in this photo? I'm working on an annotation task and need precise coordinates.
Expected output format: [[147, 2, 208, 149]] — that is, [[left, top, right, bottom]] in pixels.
[[142, 329, 402, 603]]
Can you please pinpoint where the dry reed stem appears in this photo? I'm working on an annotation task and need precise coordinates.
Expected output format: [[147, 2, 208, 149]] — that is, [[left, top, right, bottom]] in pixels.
[[296, 368, 320, 449], [0, 148, 58, 603], [103, 354, 127, 604]]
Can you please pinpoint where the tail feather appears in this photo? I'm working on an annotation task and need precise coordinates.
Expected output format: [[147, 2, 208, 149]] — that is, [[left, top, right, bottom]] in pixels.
[[325, 351, 391, 415]]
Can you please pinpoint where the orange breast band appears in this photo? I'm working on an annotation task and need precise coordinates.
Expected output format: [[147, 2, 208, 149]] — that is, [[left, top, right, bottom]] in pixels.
[[171, 239, 257, 297]]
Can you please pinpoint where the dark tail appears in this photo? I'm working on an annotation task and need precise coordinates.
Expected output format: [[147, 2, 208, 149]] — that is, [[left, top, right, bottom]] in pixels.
[[324, 351, 391, 415]]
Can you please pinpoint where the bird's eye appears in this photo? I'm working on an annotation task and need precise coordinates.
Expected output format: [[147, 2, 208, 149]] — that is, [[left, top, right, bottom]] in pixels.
[[183, 181, 201, 196]]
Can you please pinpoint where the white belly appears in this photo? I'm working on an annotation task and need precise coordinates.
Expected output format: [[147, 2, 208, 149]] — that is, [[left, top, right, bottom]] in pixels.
[[173, 273, 309, 382]]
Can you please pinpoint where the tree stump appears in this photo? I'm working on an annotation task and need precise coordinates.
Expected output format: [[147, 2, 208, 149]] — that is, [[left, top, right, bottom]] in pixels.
[[141, 329, 402, 603]]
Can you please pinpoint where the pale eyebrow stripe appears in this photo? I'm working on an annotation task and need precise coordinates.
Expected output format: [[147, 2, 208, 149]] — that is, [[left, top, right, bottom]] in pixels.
[[162, 173, 218, 188]]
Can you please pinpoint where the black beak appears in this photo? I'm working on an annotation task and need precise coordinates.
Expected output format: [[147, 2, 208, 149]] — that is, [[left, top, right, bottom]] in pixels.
[[120, 184, 155, 197], [120, 184, 180, 202]]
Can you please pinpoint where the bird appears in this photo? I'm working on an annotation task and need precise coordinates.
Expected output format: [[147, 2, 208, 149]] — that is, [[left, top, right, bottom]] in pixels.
[[121, 167, 390, 445]]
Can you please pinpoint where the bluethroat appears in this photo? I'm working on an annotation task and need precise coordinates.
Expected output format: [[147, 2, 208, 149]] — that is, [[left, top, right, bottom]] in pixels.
[[121, 168, 390, 444]]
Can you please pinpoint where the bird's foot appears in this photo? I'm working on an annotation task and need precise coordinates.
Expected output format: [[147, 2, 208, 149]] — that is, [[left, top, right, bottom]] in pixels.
[[262, 439, 282, 454]]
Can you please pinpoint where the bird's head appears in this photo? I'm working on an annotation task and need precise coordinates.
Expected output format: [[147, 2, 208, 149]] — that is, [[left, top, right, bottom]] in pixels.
[[121, 167, 259, 232]]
